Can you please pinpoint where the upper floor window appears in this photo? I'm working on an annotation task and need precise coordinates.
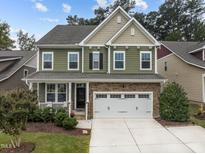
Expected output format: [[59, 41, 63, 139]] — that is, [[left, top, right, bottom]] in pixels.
[[140, 51, 152, 70], [42, 52, 53, 70], [114, 51, 125, 70], [68, 52, 79, 70], [23, 69, 29, 78], [164, 62, 167, 71], [93, 52, 100, 70]]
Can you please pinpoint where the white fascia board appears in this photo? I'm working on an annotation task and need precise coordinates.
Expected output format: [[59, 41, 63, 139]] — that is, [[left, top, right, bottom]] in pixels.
[[107, 18, 160, 46], [109, 44, 156, 47], [26, 78, 167, 83], [0, 53, 37, 82], [37, 44, 81, 48], [161, 43, 205, 70], [79, 6, 131, 45], [0, 57, 21, 62], [189, 46, 205, 54]]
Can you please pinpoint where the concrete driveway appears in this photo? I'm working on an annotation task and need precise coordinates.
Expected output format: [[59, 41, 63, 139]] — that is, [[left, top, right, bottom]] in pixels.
[[89, 119, 205, 153]]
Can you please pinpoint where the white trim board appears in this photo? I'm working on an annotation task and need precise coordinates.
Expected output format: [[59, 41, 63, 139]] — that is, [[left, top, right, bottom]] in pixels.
[[161, 43, 205, 70], [0, 53, 37, 82], [79, 6, 131, 45], [188, 46, 205, 54]]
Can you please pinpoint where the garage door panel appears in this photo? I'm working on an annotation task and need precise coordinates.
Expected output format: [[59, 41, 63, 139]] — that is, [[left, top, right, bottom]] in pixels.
[[94, 92, 153, 119]]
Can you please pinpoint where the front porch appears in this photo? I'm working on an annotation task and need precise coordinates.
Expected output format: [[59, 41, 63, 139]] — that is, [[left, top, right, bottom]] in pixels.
[[35, 82, 89, 120]]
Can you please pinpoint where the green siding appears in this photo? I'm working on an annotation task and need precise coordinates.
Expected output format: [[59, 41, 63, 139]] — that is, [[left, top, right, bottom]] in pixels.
[[84, 47, 108, 73], [110, 47, 155, 74], [39, 83, 45, 102], [38, 47, 155, 74], [39, 49, 82, 72]]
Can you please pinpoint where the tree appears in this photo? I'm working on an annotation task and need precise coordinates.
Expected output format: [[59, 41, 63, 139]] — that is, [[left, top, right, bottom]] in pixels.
[[17, 30, 37, 51], [0, 89, 37, 148], [0, 21, 15, 50], [159, 82, 189, 122]]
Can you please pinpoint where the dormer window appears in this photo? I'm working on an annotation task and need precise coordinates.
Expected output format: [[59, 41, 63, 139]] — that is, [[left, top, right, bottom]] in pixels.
[[131, 27, 135, 36], [117, 15, 122, 24], [42, 52, 53, 70]]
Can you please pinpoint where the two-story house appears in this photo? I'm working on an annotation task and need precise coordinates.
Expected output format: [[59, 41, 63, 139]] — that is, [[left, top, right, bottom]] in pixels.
[[26, 7, 165, 120]]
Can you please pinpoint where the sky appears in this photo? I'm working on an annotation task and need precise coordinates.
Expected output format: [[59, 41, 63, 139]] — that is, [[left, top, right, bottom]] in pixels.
[[0, 0, 165, 47]]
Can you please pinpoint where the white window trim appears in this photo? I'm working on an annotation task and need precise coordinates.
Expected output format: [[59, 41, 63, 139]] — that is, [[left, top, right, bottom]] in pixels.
[[45, 83, 67, 103], [42, 52, 54, 71], [113, 51, 125, 70], [68, 52, 79, 71], [92, 51, 100, 70], [140, 51, 152, 71]]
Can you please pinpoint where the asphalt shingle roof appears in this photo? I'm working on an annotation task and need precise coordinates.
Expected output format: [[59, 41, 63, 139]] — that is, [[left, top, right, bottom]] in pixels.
[[36, 25, 97, 45], [0, 50, 36, 81], [26, 72, 165, 82], [161, 41, 205, 69]]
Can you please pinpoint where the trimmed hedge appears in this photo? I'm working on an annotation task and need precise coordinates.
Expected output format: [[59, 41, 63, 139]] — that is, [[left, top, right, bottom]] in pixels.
[[160, 82, 189, 122], [62, 117, 78, 129]]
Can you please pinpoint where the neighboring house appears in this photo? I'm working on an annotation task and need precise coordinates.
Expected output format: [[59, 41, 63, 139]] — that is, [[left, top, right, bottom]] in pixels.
[[158, 41, 205, 103], [0, 50, 37, 91], [25, 6, 165, 120]]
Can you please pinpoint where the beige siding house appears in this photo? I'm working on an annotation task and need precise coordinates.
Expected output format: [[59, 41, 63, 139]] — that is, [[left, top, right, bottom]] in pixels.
[[158, 41, 205, 103]]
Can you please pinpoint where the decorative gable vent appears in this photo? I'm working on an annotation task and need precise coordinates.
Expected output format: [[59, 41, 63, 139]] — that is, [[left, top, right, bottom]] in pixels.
[[131, 27, 135, 36], [117, 15, 122, 24]]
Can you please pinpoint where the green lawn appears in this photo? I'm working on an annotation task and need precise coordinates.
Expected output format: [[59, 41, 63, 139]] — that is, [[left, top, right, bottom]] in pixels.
[[189, 103, 205, 128], [0, 132, 90, 153]]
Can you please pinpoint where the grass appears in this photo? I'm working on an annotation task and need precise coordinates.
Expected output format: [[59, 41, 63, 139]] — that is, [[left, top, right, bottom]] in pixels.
[[189, 103, 205, 128], [0, 132, 90, 153]]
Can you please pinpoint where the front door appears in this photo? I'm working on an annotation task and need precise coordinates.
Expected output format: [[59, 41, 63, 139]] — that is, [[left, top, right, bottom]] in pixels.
[[76, 84, 86, 109]]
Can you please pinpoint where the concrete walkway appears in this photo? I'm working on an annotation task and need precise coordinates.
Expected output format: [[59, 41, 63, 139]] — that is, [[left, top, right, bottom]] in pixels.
[[90, 119, 205, 153]]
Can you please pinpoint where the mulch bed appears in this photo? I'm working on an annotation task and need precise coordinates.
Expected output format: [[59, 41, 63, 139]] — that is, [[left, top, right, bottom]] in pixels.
[[155, 118, 193, 127], [195, 112, 205, 120], [0, 142, 35, 153], [25, 122, 91, 136]]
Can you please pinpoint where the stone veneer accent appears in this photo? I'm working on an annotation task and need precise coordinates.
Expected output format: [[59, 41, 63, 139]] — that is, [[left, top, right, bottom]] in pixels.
[[88, 82, 161, 119]]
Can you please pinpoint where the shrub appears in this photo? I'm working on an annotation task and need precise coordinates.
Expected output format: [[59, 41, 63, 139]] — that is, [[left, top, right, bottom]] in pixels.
[[56, 108, 67, 114], [54, 112, 67, 126], [42, 107, 56, 122], [160, 82, 189, 122], [0, 89, 38, 148], [62, 117, 78, 129], [30, 108, 44, 122]]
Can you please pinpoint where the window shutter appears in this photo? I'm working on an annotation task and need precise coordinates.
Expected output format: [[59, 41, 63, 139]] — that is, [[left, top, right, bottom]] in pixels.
[[89, 53, 93, 69], [100, 53, 103, 69]]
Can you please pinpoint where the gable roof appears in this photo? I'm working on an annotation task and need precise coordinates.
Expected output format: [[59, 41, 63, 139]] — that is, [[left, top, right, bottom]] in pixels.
[[79, 6, 131, 45], [0, 50, 37, 82], [107, 18, 160, 46], [36, 25, 96, 46], [161, 41, 205, 69]]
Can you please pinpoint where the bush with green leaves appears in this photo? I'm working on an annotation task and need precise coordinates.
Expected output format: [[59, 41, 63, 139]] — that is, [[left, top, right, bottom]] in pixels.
[[160, 82, 189, 122], [0, 89, 37, 148], [42, 107, 56, 122], [62, 117, 78, 129], [54, 112, 68, 126]]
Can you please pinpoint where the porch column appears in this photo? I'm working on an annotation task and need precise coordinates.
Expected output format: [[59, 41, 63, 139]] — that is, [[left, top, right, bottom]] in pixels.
[[68, 82, 72, 117], [85, 82, 89, 120], [29, 82, 33, 91]]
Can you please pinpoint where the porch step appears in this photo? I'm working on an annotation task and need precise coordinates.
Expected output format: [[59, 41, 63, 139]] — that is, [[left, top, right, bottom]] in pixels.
[[72, 110, 86, 120]]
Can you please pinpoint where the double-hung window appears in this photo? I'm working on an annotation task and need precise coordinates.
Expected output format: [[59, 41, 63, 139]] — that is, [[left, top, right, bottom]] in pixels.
[[92, 52, 100, 70], [42, 52, 53, 70], [46, 84, 56, 102], [140, 51, 152, 70], [114, 51, 125, 70], [68, 52, 79, 70], [46, 84, 67, 103]]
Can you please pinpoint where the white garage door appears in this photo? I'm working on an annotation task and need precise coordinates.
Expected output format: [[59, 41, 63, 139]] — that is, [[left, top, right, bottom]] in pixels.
[[93, 92, 153, 119]]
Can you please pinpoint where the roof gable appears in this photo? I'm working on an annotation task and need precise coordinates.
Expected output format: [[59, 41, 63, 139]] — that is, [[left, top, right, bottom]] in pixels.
[[107, 18, 160, 46], [161, 41, 205, 69], [80, 6, 131, 45]]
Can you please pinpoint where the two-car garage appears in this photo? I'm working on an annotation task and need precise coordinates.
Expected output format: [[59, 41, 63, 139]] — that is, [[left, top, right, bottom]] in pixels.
[[93, 92, 153, 119]]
